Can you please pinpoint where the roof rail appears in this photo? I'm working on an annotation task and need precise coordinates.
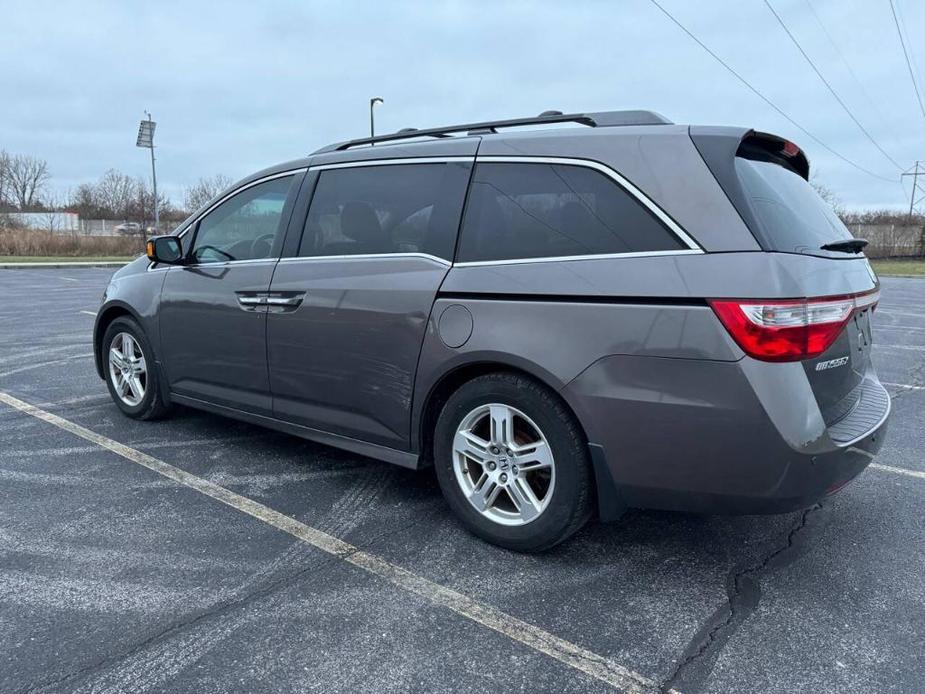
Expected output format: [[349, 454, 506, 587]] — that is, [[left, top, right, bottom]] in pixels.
[[312, 109, 672, 154]]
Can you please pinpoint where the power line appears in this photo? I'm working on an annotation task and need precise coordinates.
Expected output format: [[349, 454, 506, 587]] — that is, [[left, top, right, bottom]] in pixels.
[[647, 0, 899, 184], [889, 0, 925, 124], [803, 0, 897, 146], [763, 0, 904, 171]]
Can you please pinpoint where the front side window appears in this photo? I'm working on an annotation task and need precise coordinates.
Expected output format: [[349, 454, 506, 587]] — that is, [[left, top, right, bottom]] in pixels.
[[191, 176, 294, 264], [456, 163, 684, 263], [298, 162, 471, 261]]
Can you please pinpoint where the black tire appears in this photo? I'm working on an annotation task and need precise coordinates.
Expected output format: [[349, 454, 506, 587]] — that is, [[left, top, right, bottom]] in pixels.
[[433, 372, 593, 552], [101, 316, 171, 421]]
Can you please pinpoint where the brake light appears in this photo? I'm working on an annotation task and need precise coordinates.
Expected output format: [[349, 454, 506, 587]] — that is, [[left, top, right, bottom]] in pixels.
[[709, 290, 879, 362]]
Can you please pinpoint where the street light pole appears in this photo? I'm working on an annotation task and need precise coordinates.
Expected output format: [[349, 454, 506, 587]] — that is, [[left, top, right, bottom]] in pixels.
[[135, 112, 159, 232], [369, 97, 384, 140], [147, 112, 159, 231]]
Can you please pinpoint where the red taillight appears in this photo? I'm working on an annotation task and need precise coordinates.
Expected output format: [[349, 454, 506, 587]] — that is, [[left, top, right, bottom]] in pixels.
[[709, 290, 879, 362]]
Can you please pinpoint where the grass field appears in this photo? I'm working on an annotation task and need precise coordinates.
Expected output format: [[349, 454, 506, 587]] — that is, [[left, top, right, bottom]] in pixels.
[[871, 259, 925, 277], [0, 256, 134, 264]]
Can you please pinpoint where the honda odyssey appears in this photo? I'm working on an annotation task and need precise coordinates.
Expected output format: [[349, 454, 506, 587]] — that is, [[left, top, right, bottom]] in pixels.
[[93, 110, 889, 551]]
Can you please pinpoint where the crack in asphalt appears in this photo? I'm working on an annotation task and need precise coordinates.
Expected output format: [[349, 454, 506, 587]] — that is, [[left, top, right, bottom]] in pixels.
[[18, 511, 436, 694], [660, 504, 823, 694]]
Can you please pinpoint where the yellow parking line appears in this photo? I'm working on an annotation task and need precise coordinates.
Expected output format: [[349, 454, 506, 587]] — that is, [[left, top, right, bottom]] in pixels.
[[0, 390, 668, 694]]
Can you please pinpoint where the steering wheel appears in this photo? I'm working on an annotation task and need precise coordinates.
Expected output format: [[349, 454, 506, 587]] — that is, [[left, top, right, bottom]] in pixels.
[[251, 233, 276, 259]]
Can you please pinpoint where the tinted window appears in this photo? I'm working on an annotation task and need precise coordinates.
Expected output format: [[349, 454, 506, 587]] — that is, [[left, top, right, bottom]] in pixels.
[[456, 163, 684, 263], [734, 158, 853, 255], [191, 176, 294, 263], [299, 162, 471, 260]]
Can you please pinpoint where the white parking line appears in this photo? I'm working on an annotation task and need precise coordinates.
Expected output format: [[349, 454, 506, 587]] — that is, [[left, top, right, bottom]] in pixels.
[[79, 310, 97, 317], [884, 382, 925, 392], [0, 353, 94, 378], [0, 390, 665, 694], [870, 464, 925, 480]]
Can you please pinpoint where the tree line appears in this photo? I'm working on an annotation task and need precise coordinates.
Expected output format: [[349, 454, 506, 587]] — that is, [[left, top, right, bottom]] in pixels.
[[1, 148, 233, 228]]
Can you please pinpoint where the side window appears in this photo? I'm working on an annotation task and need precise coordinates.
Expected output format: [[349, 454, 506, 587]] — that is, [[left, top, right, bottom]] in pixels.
[[298, 162, 470, 260], [191, 176, 294, 264], [456, 163, 684, 263]]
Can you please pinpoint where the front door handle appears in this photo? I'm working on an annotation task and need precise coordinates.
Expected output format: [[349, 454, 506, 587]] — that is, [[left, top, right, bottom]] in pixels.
[[236, 293, 268, 312]]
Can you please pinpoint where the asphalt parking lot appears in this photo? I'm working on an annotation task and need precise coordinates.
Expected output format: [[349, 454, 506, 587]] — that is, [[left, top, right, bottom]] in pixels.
[[0, 267, 923, 694]]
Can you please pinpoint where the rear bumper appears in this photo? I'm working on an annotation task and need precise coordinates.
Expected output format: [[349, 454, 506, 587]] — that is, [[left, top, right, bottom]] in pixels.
[[563, 355, 889, 518]]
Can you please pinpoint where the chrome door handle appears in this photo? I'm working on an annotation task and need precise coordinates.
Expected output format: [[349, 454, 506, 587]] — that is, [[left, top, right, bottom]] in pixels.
[[237, 296, 267, 306], [265, 295, 304, 307]]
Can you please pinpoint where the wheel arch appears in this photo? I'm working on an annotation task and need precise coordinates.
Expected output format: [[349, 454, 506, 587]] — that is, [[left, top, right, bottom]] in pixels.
[[416, 358, 585, 463], [93, 302, 145, 379]]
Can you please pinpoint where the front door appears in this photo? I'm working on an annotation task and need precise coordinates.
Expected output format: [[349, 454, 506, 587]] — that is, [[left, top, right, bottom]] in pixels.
[[267, 160, 472, 449], [158, 172, 302, 414]]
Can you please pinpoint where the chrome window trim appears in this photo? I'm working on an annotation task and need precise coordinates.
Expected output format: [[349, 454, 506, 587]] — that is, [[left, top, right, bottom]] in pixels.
[[278, 252, 451, 267], [453, 248, 702, 268], [308, 156, 473, 172], [176, 168, 306, 241], [177, 258, 280, 270], [468, 155, 703, 256]]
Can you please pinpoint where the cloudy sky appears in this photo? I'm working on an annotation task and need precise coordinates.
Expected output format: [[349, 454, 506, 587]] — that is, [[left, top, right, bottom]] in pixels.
[[2, 0, 923, 210]]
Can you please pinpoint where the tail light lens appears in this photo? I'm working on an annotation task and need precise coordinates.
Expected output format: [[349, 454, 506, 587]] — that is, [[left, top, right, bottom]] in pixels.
[[709, 289, 879, 362]]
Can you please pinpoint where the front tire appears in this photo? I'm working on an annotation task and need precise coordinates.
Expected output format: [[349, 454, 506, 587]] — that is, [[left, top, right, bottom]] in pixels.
[[102, 316, 170, 420], [433, 372, 593, 552]]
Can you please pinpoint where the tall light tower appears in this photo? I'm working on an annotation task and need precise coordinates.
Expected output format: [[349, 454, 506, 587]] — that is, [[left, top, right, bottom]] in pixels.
[[369, 97, 384, 140], [136, 112, 159, 231]]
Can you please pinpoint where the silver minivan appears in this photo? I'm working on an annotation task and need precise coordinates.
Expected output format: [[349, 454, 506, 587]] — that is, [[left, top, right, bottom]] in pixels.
[[94, 110, 889, 551]]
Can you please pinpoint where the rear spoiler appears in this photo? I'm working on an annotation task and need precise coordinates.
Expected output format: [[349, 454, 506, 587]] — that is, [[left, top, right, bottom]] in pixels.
[[689, 126, 810, 181]]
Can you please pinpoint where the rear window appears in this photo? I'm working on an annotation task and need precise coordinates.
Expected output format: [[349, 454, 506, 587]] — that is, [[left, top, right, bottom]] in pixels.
[[456, 162, 684, 263], [734, 157, 854, 256]]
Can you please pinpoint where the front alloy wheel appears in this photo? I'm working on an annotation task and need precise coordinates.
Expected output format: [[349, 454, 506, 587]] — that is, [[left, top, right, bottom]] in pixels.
[[453, 404, 555, 526], [108, 332, 147, 406]]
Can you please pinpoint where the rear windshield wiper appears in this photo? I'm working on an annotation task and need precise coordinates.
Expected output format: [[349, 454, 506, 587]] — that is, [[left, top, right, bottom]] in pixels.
[[820, 238, 868, 254]]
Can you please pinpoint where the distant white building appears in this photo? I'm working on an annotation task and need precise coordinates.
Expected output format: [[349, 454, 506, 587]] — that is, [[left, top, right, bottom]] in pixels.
[[1, 211, 80, 232]]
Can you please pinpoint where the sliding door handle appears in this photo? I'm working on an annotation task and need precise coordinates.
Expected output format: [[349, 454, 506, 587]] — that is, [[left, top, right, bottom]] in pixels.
[[265, 295, 304, 307]]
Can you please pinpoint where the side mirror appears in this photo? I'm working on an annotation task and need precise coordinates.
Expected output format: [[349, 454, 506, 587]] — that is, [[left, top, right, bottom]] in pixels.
[[146, 235, 183, 264]]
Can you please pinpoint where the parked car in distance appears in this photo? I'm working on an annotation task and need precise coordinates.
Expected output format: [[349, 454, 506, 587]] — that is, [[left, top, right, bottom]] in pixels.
[[114, 222, 142, 236], [93, 110, 889, 551]]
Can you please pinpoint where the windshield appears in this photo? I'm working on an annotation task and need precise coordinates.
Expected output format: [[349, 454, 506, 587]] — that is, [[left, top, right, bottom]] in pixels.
[[734, 158, 854, 256]]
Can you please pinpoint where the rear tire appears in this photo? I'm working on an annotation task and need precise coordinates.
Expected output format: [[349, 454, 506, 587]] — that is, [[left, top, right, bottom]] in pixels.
[[102, 316, 171, 421], [433, 372, 593, 552]]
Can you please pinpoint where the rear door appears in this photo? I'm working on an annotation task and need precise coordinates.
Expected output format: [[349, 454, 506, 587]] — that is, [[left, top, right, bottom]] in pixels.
[[158, 172, 303, 414], [267, 158, 472, 449]]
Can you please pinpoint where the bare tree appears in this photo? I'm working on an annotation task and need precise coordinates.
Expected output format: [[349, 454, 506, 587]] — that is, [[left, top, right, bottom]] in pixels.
[[95, 169, 137, 219], [0, 150, 11, 209], [6, 154, 49, 210], [129, 177, 172, 229], [810, 178, 844, 216], [184, 174, 233, 214], [68, 182, 100, 222]]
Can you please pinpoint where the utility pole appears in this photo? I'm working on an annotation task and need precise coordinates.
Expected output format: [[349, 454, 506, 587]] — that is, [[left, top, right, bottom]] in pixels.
[[135, 112, 159, 232], [901, 161, 922, 224], [369, 97, 384, 140]]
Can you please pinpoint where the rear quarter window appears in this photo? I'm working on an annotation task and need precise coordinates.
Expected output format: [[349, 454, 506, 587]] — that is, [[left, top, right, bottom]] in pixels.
[[456, 162, 685, 263]]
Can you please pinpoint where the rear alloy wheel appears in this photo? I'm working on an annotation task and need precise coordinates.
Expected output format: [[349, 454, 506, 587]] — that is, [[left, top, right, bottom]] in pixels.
[[102, 316, 170, 420], [452, 403, 555, 526], [434, 373, 593, 552]]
